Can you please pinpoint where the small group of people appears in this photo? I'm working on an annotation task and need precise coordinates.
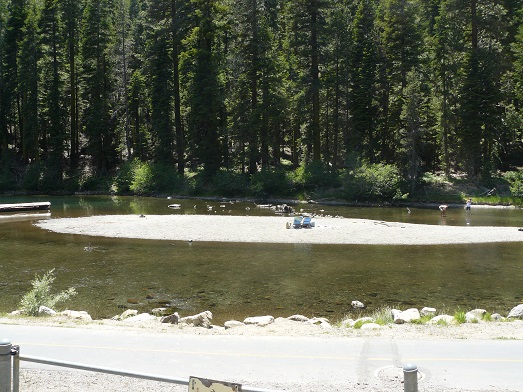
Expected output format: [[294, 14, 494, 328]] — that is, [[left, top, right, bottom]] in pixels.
[[439, 197, 472, 217]]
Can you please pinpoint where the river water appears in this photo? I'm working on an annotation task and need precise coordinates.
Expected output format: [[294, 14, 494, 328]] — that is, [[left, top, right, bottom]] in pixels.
[[1, 195, 522, 324]]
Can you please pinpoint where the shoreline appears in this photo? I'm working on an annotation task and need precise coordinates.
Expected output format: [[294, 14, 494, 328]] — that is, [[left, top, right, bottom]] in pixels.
[[35, 214, 523, 245], [2, 311, 523, 341]]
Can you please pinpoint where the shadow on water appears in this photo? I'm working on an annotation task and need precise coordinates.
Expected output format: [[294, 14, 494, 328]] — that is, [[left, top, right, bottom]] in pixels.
[[1, 195, 522, 324]]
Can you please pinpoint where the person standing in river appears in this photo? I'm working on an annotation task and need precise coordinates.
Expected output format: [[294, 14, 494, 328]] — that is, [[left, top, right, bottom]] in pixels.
[[465, 198, 472, 212]]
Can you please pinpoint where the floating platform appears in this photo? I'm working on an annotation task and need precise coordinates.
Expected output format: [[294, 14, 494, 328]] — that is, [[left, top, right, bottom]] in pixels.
[[0, 202, 51, 213]]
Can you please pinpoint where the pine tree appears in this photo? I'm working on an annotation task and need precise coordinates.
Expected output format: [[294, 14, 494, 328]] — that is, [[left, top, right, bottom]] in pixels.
[[186, 0, 225, 177], [348, 0, 378, 163], [40, 0, 66, 182], [80, 0, 117, 174], [0, 0, 9, 157], [377, 0, 422, 163], [18, 2, 40, 163], [2, 0, 28, 158], [59, 0, 82, 168]]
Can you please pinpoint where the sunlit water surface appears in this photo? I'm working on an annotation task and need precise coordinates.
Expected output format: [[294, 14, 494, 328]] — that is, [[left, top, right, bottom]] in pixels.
[[1, 195, 522, 324]]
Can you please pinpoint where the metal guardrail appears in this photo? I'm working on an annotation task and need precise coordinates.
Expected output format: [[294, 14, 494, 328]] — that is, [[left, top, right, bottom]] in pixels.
[[0, 339, 279, 392]]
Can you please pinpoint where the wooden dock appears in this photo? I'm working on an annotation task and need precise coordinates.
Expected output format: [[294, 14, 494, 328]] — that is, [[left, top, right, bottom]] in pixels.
[[0, 202, 51, 213]]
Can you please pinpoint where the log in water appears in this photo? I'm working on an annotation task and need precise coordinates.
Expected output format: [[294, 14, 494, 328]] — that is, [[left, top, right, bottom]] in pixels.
[[0, 202, 51, 212]]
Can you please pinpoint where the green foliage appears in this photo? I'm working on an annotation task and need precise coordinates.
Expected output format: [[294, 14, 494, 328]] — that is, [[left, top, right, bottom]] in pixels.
[[0, 165, 17, 192], [19, 269, 77, 316], [113, 160, 136, 193], [293, 162, 340, 192], [118, 160, 183, 195], [352, 318, 373, 329], [212, 170, 248, 197], [250, 169, 293, 198], [504, 171, 523, 198], [453, 310, 467, 324], [342, 162, 405, 201], [370, 306, 394, 326], [21, 163, 42, 192], [129, 160, 153, 194]]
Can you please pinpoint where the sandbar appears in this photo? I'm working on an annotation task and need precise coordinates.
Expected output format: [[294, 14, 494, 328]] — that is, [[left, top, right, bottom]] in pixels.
[[35, 214, 523, 245]]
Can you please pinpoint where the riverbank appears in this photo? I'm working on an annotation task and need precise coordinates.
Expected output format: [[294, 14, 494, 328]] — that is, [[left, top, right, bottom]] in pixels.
[[35, 214, 523, 245], [3, 309, 523, 340]]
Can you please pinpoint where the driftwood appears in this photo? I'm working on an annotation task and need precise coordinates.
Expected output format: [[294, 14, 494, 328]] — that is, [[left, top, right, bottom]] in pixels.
[[0, 202, 51, 213]]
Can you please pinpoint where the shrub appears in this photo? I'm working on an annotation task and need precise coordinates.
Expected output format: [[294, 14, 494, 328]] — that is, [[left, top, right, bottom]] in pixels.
[[342, 162, 405, 201], [453, 310, 467, 324], [212, 170, 248, 197], [113, 160, 137, 193], [19, 269, 77, 316], [292, 161, 340, 192], [21, 163, 42, 192], [130, 161, 154, 194], [126, 161, 183, 195], [370, 306, 394, 325], [504, 171, 523, 198], [250, 169, 292, 198]]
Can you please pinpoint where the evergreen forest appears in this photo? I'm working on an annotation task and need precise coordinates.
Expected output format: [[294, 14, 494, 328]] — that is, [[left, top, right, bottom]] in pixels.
[[1, 0, 523, 202]]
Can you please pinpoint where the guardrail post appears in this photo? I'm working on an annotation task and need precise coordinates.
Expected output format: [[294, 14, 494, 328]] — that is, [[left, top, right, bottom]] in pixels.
[[0, 339, 12, 392], [12, 345, 19, 392], [403, 363, 418, 392]]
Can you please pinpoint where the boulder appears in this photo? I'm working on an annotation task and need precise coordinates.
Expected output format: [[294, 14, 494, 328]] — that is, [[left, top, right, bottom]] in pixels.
[[38, 306, 56, 316], [466, 309, 487, 323], [391, 309, 402, 319], [224, 320, 245, 329], [119, 309, 138, 320], [351, 300, 365, 309], [122, 313, 156, 323], [428, 315, 456, 325], [420, 307, 437, 317], [491, 313, 504, 321], [393, 308, 420, 324], [151, 307, 168, 316], [308, 317, 332, 328], [507, 304, 523, 319], [160, 312, 179, 324], [340, 319, 354, 328], [180, 311, 213, 328], [60, 310, 92, 321], [287, 315, 309, 322], [9, 310, 22, 316], [243, 315, 274, 326]]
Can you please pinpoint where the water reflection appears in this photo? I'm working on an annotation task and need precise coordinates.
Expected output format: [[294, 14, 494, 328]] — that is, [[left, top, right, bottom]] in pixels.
[[0, 195, 522, 324]]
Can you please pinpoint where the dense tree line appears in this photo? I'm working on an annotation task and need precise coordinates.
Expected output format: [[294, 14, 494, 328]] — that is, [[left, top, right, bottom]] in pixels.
[[1, 0, 523, 194]]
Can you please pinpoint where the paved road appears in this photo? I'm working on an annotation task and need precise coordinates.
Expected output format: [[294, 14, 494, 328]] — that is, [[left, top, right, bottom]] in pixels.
[[1, 324, 522, 391]]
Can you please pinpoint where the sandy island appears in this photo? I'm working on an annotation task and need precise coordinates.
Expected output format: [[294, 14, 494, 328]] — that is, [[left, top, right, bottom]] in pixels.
[[35, 214, 523, 245]]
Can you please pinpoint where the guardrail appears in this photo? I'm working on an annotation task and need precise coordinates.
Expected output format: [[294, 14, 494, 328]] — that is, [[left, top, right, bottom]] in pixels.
[[0, 339, 279, 392]]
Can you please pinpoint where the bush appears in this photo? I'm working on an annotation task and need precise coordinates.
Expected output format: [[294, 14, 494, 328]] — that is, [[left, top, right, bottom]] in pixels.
[[292, 161, 340, 192], [504, 171, 523, 198], [127, 161, 183, 195], [19, 269, 77, 316], [21, 163, 42, 192], [250, 169, 293, 198], [212, 170, 248, 197], [113, 160, 137, 193], [0, 169, 17, 191], [453, 310, 467, 324], [342, 162, 405, 201]]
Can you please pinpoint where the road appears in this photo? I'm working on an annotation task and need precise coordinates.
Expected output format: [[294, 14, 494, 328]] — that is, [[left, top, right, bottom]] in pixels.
[[1, 324, 522, 391]]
